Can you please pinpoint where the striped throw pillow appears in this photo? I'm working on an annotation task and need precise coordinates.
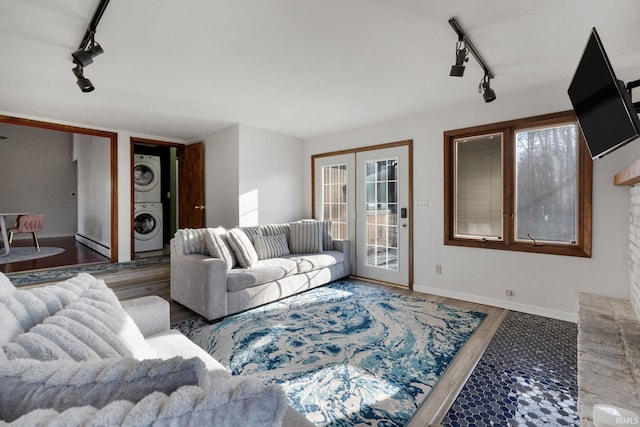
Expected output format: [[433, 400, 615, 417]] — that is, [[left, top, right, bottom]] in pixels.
[[321, 220, 333, 251], [225, 228, 259, 268], [253, 233, 290, 260], [289, 220, 323, 254], [204, 227, 236, 269]]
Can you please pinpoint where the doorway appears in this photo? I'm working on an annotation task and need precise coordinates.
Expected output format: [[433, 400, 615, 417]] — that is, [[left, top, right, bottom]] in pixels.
[[313, 141, 413, 288], [0, 115, 118, 271], [130, 138, 205, 259]]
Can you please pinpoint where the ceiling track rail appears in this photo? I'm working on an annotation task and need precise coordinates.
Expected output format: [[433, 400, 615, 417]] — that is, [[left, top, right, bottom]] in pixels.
[[78, 0, 111, 50], [448, 17, 495, 80]]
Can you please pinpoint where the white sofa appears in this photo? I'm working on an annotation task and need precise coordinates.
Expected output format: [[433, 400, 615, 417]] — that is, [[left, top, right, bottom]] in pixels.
[[170, 220, 351, 321], [0, 272, 312, 426]]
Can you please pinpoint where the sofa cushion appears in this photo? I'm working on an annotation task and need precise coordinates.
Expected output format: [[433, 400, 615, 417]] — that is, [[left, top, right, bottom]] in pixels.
[[289, 220, 324, 254], [227, 258, 298, 292], [3, 284, 157, 361], [7, 376, 288, 427], [287, 250, 345, 274], [204, 227, 237, 269], [0, 356, 206, 422], [0, 273, 111, 348], [253, 233, 290, 260], [241, 223, 290, 241], [0, 271, 15, 298], [321, 220, 333, 251], [173, 228, 209, 256], [226, 228, 259, 268], [145, 329, 231, 378]]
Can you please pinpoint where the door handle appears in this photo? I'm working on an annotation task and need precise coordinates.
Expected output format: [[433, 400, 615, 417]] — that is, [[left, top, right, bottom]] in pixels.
[[194, 205, 205, 210]]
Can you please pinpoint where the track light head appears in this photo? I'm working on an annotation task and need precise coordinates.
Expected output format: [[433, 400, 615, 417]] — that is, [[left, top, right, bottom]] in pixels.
[[449, 41, 468, 77], [479, 74, 496, 103], [72, 39, 103, 67], [72, 65, 95, 92]]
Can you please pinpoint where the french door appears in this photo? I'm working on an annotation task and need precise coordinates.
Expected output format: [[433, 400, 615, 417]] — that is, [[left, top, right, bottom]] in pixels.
[[314, 144, 411, 286]]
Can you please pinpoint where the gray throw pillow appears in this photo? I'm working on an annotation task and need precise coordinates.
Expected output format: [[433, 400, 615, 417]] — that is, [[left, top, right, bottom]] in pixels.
[[290, 220, 324, 254], [204, 227, 237, 269], [225, 228, 259, 268], [321, 220, 333, 251], [0, 356, 205, 422], [253, 233, 290, 260]]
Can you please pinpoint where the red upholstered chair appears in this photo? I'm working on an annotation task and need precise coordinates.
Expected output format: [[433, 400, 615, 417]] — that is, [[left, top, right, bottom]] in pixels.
[[8, 214, 46, 252]]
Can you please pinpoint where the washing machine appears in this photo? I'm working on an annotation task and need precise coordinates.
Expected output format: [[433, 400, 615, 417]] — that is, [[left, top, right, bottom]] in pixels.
[[134, 155, 161, 202], [134, 203, 163, 252]]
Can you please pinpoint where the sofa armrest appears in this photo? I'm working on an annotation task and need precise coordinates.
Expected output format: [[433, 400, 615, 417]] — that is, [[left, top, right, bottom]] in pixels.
[[121, 295, 170, 338], [171, 254, 229, 321], [332, 239, 351, 276]]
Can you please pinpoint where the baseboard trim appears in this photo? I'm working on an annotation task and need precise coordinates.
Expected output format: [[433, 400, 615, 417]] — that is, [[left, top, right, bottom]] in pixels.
[[75, 234, 110, 258], [414, 284, 577, 323]]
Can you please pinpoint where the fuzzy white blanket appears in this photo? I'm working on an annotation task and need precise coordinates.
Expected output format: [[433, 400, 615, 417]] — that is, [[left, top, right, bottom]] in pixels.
[[0, 356, 206, 422], [3, 376, 287, 427]]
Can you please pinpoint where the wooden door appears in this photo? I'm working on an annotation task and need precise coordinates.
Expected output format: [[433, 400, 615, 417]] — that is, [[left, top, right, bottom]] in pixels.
[[178, 142, 205, 228]]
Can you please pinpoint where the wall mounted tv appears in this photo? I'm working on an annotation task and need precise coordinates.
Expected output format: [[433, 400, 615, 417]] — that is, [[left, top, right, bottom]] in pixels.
[[568, 27, 640, 159]]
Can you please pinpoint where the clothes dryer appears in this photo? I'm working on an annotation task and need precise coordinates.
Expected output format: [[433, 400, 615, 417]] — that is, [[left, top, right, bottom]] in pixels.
[[134, 155, 161, 202], [134, 202, 163, 252]]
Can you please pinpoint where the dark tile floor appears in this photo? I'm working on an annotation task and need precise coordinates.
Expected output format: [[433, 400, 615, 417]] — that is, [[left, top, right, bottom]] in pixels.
[[442, 311, 579, 426]]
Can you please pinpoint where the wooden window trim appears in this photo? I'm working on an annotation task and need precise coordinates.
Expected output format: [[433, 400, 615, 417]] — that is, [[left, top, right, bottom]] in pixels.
[[444, 111, 593, 257]]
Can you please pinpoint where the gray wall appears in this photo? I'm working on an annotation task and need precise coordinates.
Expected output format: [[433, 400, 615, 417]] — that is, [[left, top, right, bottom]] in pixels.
[[0, 123, 77, 237]]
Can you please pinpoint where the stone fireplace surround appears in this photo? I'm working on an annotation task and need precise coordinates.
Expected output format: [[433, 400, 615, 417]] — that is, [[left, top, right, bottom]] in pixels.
[[577, 165, 640, 425]]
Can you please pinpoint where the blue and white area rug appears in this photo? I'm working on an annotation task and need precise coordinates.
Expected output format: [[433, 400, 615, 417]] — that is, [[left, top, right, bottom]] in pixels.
[[175, 282, 487, 426]]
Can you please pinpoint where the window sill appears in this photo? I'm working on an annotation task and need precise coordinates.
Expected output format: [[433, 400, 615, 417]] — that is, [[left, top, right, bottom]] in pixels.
[[444, 238, 591, 258]]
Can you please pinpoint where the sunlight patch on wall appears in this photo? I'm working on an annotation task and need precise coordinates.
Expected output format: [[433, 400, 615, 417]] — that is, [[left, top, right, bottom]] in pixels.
[[239, 189, 259, 226]]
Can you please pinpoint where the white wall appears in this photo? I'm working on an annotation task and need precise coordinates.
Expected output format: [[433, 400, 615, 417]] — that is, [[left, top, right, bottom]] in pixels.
[[0, 124, 77, 237], [238, 124, 305, 226], [74, 134, 111, 254], [203, 124, 305, 228], [204, 125, 240, 229], [304, 81, 640, 322]]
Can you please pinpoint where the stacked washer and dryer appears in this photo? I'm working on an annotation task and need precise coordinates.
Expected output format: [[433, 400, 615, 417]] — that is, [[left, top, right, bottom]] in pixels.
[[133, 155, 164, 252]]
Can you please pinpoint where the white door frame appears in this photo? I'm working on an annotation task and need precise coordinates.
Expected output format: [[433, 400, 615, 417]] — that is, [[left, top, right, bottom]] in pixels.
[[312, 141, 413, 288], [355, 145, 410, 285]]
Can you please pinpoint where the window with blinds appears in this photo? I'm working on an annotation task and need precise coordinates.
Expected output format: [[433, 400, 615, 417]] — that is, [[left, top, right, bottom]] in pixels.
[[444, 111, 592, 257], [454, 133, 503, 240]]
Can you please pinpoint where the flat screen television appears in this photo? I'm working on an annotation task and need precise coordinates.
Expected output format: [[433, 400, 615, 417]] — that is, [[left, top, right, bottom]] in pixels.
[[568, 27, 640, 159]]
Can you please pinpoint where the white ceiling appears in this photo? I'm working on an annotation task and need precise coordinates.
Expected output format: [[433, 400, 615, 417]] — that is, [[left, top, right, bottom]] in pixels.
[[1, 0, 639, 140]]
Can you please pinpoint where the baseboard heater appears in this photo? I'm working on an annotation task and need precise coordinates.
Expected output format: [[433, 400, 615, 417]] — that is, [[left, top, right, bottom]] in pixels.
[[75, 233, 110, 258]]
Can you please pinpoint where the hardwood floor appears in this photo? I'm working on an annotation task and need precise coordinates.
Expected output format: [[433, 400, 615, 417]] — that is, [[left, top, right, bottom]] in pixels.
[[1, 236, 110, 274]]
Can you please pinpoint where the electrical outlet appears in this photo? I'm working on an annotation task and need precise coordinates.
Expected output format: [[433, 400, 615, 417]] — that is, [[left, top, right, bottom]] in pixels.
[[505, 289, 513, 297], [435, 264, 442, 274]]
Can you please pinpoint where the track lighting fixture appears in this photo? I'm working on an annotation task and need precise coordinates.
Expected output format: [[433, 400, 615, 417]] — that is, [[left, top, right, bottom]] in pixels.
[[72, 32, 103, 67], [72, 65, 95, 93], [479, 74, 496, 103], [448, 17, 497, 103], [449, 40, 468, 77], [71, 0, 110, 92]]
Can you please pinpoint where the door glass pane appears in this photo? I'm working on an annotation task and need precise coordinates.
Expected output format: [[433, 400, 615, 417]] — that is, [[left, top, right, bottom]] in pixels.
[[321, 164, 348, 240], [454, 133, 503, 240], [365, 158, 399, 271], [515, 124, 577, 243]]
